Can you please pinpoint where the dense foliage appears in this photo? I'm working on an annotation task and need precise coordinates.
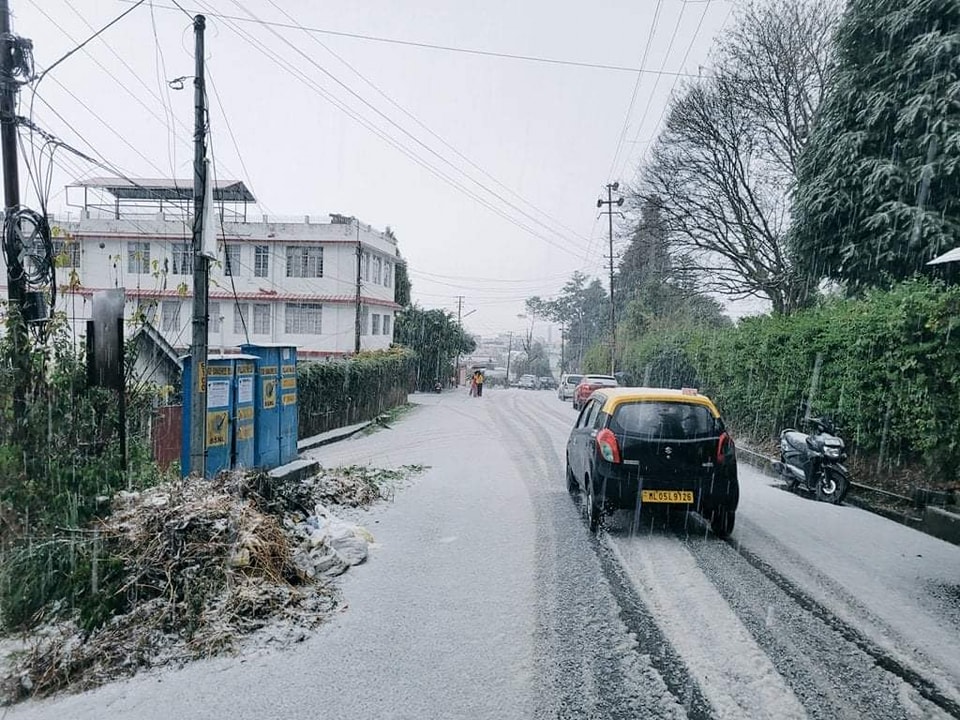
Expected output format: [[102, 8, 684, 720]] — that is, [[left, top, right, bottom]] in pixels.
[[393, 305, 476, 389], [298, 347, 416, 437], [793, 0, 960, 289], [608, 280, 960, 481], [0, 314, 163, 629], [526, 272, 610, 372]]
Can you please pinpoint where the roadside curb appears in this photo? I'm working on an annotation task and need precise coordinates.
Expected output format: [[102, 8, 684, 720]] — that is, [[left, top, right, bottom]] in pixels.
[[738, 445, 960, 546], [297, 421, 373, 453], [269, 458, 319, 484]]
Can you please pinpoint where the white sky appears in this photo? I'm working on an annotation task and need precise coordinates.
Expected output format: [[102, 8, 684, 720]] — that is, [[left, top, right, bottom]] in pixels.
[[14, 0, 755, 336]]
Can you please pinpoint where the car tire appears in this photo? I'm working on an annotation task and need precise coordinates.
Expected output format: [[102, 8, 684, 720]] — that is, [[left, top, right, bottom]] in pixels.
[[585, 477, 602, 533], [709, 508, 735, 538], [566, 461, 579, 494]]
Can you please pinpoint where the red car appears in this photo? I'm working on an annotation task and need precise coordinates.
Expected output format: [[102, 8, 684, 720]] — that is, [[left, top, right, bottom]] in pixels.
[[572, 374, 619, 410]]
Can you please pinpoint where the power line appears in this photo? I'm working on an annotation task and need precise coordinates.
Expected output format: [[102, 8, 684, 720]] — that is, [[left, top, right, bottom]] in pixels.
[[35, 0, 148, 82], [262, 0, 591, 247], [187, 0, 586, 260], [613, 2, 689, 183], [629, 0, 716, 176], [224, 0, 587, 258], [605, 0, 665, 185], [122, 1, 699, 78]]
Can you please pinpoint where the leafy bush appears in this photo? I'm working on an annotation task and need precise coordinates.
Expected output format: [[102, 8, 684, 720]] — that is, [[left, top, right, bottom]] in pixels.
[[298, 348, 416, 438], [614, 280, 960, 481]]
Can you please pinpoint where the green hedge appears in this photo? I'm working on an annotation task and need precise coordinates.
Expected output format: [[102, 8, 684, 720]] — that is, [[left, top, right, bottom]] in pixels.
[[614, 280, 960, 480], [298, 348, 416, 438]]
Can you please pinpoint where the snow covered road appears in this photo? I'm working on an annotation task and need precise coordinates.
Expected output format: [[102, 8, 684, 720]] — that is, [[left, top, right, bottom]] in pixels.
[[7, 389, 960, 719]]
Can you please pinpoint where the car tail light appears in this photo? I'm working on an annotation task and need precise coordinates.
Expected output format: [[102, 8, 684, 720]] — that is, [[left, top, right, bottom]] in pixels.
[[716, 432, 733, 464], [596, 428, 621, 464]]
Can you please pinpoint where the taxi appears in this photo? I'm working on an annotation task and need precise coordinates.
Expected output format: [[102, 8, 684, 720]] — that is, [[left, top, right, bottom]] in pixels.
[[565, 386, 739, 536]]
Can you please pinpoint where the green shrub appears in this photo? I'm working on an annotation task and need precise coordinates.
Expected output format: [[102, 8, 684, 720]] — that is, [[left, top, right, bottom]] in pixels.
[[614, 280, 960, 481], [298, 348, 416, 438]]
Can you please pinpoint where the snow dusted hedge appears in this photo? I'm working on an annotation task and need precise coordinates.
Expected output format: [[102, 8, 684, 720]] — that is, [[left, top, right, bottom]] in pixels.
[[297, 348, 416, 438], [617, 280, 960, 480]]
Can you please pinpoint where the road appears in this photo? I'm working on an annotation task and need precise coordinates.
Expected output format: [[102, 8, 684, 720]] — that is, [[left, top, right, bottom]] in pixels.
[[8, 389, 960, 719]]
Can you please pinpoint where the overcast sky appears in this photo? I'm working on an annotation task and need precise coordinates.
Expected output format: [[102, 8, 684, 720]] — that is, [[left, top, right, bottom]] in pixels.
[[14, 0, 759, 337]]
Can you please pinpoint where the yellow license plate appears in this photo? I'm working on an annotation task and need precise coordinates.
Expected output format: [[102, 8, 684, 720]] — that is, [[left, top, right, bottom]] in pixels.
[[641, 490, 694, 504]]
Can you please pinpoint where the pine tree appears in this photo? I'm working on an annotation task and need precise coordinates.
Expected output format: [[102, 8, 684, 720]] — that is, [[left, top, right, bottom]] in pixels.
[[792, 0, 960, 289]]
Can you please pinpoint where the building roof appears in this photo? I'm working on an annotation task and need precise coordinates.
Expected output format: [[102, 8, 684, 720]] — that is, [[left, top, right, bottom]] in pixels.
[[73, 177, 255, 203]]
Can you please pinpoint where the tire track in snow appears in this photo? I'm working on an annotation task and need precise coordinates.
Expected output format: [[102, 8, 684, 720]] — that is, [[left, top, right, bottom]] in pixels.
[[525, 393, 960, 717], [498, 394, 709, 719], [490, 396, 692, 719], [681, 527, 949, 719], [606, 533, 808, 720]]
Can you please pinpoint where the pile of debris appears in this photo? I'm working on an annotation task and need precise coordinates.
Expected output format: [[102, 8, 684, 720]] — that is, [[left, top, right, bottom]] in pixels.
[[4, 463, 424, 702]]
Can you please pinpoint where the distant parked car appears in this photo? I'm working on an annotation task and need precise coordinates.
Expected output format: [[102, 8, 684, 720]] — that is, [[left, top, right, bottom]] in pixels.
[[539, 376, 557, 390], [572, 374, 618, 410], [558, 373, 583, 401], [518, 374, 537, 389]]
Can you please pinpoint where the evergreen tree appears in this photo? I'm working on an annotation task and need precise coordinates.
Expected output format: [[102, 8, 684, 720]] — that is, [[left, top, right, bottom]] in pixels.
[[792, 0, 960, 289]]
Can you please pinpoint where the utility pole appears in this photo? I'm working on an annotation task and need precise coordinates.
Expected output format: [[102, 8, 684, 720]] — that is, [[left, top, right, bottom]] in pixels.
[[597, 182, 623, 375], [1, 0, 26, 426], [354, 220, 362, 353], [454, 295, 463, 386], [560, 320, 565, 374], [504, 332, 513, 386], [188, 14, 208, 477]]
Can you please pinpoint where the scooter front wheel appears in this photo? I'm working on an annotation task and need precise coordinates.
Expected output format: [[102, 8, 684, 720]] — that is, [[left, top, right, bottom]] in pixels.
[[816, 468, 846, 504]]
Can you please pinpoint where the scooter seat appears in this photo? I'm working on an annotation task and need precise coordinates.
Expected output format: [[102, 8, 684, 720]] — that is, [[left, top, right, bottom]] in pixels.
[[782, 430, 809, 453]]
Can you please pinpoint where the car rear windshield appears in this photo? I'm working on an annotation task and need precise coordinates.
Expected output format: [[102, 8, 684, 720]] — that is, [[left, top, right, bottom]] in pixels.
[[610, 401, 718, 439], [566, 375, 583, 385]]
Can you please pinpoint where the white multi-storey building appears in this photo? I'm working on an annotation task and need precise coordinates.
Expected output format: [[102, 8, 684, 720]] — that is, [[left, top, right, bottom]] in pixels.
[[13, 178, 403, 358]]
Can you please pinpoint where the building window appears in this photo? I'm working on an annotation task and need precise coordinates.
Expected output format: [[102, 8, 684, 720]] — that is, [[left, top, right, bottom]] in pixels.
[[384, 261, 392, 288], [234, 302, 249, 335], [54, 239, 80, 267], [254, 245, 269, 278], [371, 313, 381, 336], [209, 301, 222, 333], [286, 245, 323, 278], [285, 303, 322, 334], [128, 242, 151, 274], [360, 306, 369, 335], [362, 251, 370, 281], [253, 304, 271, 335], [160, 300, 181, 332], [224, 245, 241, 277], [382, 313, 391, 337], [374, 256, 382, 285], [172, 242, 193, 275]]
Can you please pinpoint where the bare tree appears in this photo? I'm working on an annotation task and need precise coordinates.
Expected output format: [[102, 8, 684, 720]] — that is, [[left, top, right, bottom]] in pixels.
[[636, 0, 839, 314]]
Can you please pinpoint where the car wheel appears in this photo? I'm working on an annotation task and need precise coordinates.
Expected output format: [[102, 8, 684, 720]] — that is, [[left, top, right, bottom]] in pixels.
[[566, 461, 579, 494], [585, 477, 602, 533], [709, 508, 735, 538]]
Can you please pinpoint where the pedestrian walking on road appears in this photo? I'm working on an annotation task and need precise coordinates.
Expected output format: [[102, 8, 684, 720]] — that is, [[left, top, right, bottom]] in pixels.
[[469, 372, 478, 397], [476, 370, 485, 397]]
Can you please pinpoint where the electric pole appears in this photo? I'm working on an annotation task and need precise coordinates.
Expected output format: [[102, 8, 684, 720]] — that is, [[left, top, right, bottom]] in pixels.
[[354, 220, 362, 353], [454, 295, 463, 386], [597, 182, 623, 376], [504, 331, 513, 386], [188, 14, 208, 477], [1, 0, 27, 425]]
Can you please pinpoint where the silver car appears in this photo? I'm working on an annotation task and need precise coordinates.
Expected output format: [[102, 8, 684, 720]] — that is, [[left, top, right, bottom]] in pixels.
[[558, 373, 583, 401]]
